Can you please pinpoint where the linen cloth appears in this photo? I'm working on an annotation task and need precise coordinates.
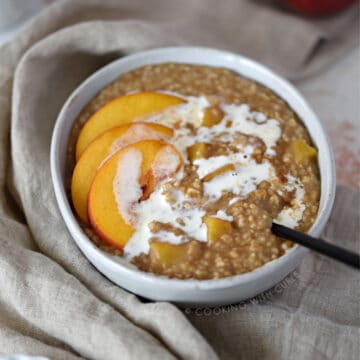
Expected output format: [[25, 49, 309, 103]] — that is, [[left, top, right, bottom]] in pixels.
[[0, 0, 359, 359]]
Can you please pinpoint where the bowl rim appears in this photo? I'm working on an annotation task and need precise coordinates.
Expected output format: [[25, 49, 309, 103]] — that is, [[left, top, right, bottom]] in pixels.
[[50, 46, 336, 291]]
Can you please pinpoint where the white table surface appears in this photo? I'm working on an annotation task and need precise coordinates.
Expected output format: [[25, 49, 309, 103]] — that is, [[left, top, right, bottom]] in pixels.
[[1, 1, 358, 189]]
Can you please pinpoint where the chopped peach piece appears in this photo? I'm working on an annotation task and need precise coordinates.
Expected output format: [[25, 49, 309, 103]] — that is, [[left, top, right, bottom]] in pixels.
[[150, 241, 188, 267], [87, 140, 183, 250], [202, 105, 224, 127], [71, 122, 173, 223], [187, 142, 207, 163], [292, 139, 317, 164], [202, 164, 235, 182], [75, 92, 185, 159], [204, 216, 232, 242]]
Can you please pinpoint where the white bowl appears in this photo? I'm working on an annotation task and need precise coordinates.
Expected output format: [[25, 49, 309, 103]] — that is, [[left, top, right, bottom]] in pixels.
[[50, 47, 336, 306]]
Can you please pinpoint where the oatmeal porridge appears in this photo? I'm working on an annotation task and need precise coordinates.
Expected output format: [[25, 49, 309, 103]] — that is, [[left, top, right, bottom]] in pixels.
[[67, 63, 320, 280]]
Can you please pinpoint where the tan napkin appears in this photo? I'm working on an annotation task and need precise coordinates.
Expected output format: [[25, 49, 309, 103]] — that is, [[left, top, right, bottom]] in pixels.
[[0, 0, 358, 359]]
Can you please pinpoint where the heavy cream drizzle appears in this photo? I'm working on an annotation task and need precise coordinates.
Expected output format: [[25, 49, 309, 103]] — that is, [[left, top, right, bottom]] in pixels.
[[275, 174, 306, 228], [124, 187, 207, 258], [111, 92, 306, 258]]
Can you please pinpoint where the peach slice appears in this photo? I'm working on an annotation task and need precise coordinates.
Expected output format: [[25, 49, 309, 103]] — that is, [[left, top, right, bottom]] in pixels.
[[88, 140, 183, 249], [75, 92, 185, 160], [203, 216, 232, 242], [292, 139, 317, 164], [150, 241, 188, 267], [71, 122, 173, 223]]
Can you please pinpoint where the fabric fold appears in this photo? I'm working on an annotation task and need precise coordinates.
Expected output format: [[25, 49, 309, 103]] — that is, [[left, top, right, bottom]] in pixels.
[[5, 19, 217, 360], [1, 0, 358, 82], [0, 236, 176, 360], [0, 326, 84, 360]]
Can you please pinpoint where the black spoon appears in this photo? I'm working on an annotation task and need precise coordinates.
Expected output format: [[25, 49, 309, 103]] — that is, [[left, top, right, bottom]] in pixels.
[[271, 222, 360, 270]]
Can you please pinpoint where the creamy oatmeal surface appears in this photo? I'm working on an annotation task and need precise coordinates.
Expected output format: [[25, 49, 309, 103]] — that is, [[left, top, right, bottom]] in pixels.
[[67, 63, 320, 279]]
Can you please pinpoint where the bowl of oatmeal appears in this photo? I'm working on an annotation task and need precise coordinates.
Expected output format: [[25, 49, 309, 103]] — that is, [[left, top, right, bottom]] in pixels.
[[50, 47, 335, 306]]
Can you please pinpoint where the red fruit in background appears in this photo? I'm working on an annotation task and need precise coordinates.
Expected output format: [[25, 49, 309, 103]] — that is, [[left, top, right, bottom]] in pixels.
[[282, 0, 356, 16]]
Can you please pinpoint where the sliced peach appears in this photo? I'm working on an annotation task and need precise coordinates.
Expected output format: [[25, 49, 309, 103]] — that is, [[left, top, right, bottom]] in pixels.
[[88, 140, 183, 249], [75, 92, 185, 160], [187, 142, 207, 163], [202, 105, 224, 127], [202, 164, 235, 182], [71, 122, 173, 223], [204, 216, 232, 242], [150, 241, 188, 267], [292, 139, 317, 164]]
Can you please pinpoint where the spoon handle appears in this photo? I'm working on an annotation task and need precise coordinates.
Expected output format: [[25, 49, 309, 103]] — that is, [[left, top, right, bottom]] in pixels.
[[272, 223, 360, 270]]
